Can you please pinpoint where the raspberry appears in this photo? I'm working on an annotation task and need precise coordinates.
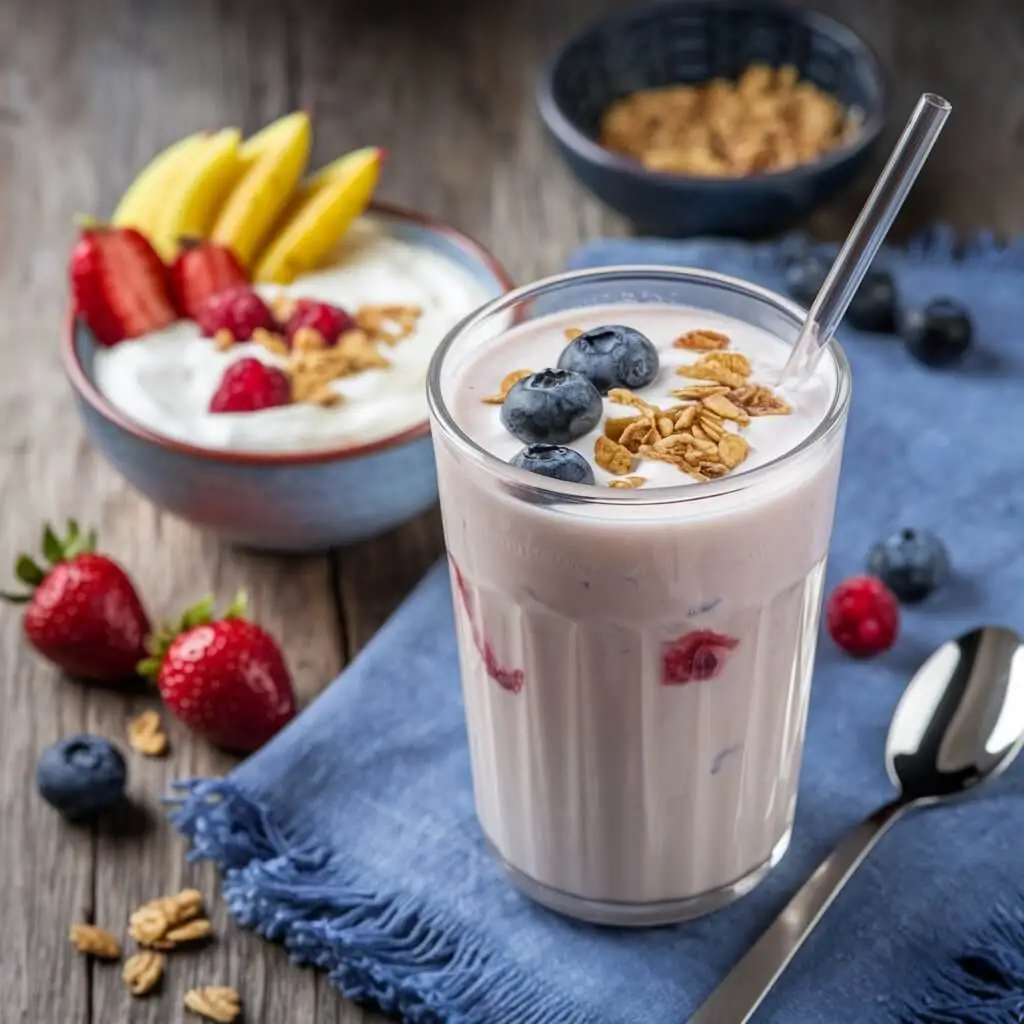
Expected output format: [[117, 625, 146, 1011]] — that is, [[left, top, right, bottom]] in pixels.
[[662, 630, 739, 685], [284, 299, 355, 347], [209, 357, 291, 414], [826, 575, 899, 657], [197, 286, 276, 341]]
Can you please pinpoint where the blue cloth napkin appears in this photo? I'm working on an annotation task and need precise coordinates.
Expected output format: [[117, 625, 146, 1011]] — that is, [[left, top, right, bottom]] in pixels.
[[174, 230, 1024, 1024]]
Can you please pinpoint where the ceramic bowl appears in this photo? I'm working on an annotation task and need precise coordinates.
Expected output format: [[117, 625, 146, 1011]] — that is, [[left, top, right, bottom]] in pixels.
[[537, 0, 887, 237], [63, 203, 513, 553]]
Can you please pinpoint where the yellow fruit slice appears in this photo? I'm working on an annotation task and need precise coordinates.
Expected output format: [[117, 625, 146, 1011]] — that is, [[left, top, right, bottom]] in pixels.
[[212, 112, 311, 268], [152, 128, 243, 259], [238, 110, 308, 164], [254, 147, 383, 284], [303, 144, 383, 195], [112, 131, 209, 240]]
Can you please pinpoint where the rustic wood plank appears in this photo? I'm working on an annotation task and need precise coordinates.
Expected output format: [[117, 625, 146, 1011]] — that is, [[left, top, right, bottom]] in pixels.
[[0, 2, 104, 1021]]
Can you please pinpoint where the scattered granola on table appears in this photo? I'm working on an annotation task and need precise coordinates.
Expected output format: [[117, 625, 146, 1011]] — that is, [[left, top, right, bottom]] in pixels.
[[123, 951, 165, 996], [129, 888, 208, 948], [184, 986, 242, 1023], [600, 64, 861, 177], [127, 709, 169, 757], [69, 923, 121, 960]]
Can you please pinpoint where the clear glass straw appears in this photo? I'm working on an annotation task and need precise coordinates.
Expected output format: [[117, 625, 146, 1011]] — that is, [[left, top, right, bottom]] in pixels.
[[781, 93, 951, 383]]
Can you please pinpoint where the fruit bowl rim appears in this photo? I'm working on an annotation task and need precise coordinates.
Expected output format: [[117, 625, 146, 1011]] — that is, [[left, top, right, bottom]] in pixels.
[[62, 201, 515, 468]]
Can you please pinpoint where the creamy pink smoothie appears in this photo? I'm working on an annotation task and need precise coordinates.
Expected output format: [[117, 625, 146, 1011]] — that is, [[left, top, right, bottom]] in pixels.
[[427, 270, 849, 925]]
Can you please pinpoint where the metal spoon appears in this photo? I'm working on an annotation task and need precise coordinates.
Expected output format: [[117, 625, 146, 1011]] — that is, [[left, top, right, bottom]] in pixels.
[[691, 626, 1024, 1024]]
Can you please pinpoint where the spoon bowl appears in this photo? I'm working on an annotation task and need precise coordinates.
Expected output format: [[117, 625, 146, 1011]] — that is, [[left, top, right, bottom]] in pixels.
[[887, 627, 1024, 801]]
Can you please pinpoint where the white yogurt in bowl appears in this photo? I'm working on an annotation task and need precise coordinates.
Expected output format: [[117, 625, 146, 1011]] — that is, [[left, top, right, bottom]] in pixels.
[[93, 218, 495, 454]]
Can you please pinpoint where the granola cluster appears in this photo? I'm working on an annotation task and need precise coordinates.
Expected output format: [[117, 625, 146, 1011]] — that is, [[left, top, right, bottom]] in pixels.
[[600, 64, 859, 177], [594, 332, 790, 483]]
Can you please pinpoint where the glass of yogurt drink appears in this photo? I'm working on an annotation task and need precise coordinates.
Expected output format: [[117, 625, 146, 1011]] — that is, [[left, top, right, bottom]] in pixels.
[[426, 266, 850, 926]]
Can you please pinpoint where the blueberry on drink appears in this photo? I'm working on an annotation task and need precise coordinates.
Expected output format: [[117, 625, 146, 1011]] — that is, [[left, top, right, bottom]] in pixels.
[[500, 368, 602, 445], [510, 444, 595, 484], [557, 325, 659, 393]]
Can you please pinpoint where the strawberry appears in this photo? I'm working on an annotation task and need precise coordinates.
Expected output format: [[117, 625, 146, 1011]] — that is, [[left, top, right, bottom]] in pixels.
[[169, 238, 248, 321], [140, 594, 296, 752], [208, 357, 292, 413], [2, 521, 151, 681], [69, 222, 177, 345]]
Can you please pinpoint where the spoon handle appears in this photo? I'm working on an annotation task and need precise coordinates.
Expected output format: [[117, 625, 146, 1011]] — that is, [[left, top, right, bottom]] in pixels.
[[689, 799, 908, 1024]]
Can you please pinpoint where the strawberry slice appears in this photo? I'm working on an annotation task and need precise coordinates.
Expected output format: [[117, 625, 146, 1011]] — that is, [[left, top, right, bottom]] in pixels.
[[169, 238, 249, 321], [69, 223, 177, 345]]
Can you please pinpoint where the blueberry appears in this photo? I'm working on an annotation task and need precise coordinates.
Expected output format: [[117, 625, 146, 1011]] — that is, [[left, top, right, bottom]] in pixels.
[[557, 325, 659, 394], [36, 734, 127, 819], [846, 269, 897, 333], [500, 368, 602, 445], [784, 254, 831, 308], [866, 528, 951, 604], [902, 298, 973, 368], [510, 444, 595, 484]]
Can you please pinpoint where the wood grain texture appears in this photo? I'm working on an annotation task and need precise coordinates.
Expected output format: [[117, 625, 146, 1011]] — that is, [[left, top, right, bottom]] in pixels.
[[1, 0, 1023, 1021]]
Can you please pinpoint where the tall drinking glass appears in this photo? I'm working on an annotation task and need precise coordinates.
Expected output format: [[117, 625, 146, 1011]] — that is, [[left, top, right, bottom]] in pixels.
[[427, 267, 851, 926]]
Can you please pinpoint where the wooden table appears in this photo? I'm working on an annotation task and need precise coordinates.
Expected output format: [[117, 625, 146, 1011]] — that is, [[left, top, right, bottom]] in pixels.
[[2, 1, 1021, 1020]]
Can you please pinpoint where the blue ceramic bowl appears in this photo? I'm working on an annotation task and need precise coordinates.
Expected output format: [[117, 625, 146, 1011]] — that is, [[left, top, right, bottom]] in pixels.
[[538, 1, 887, 237], [64, 203, 513, 553]]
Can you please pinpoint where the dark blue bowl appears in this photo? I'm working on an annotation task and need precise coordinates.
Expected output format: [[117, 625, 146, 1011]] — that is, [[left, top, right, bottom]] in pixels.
[[538, 1, 887, 238]]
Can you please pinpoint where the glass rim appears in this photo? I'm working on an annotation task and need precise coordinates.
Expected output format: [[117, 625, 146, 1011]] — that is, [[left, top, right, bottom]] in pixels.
[[426, 264, 852, 506]]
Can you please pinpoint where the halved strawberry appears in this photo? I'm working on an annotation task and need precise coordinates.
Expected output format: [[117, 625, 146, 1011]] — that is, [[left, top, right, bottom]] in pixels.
[[69, 223, 177, 346], [169, 238, 249, 321]]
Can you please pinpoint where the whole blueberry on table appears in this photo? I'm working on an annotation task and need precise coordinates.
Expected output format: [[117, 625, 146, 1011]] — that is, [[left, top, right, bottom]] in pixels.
[[557, 325, 659, 394], [846, 269, 898, 333], [500, 368, 602, 445], [36, 735, 127, 819], [902, 298, 973, 368], [784, 253, 831, 308], [867, 528, 951, 604], [510, 444, 595, 484]]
